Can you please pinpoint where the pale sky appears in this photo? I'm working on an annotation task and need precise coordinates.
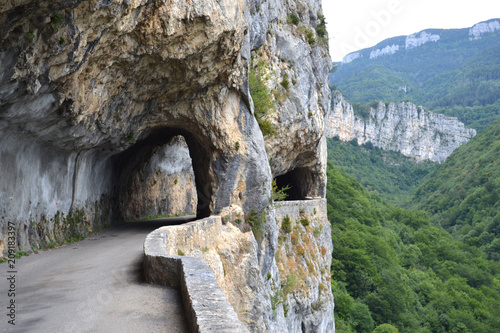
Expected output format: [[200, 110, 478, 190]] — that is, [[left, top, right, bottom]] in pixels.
[[322, 0, 500, 62]]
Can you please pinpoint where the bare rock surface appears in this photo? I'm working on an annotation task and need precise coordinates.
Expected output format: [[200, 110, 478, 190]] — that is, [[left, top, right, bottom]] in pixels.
[[326, 91, 476, 162]]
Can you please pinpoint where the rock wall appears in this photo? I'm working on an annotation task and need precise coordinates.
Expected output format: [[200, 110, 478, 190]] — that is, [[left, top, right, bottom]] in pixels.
[[248, 0, 331, 197], [143, 216, 251, 332], [0, 0, 269, 251], [0, 0, 333, 331], [326, 91, 476, 162]]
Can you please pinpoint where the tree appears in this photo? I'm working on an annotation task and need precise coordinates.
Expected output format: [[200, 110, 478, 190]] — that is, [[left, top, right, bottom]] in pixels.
[[373, 323, 398, 333], [347, 302, 374, 333]]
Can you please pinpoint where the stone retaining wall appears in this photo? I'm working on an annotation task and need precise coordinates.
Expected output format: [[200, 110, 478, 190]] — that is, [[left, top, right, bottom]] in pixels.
[[143, 199, 335, 332], [273, 199, 335, 332]]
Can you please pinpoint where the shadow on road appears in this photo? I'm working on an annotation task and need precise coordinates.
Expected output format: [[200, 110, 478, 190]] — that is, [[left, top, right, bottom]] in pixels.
[[110, 215, 197, 285], [115, 215, 197, 232]]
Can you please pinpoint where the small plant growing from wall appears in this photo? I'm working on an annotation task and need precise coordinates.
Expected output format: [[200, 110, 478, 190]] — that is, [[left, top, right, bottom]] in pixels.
[[26, 29, 35, 43], [281, 215, 292, 233], [272, 179, 291, 201], [246, 209, 266, 239], [280, 72, 290, 91], [51, 12, 63, 30], [126, 132, 134, 142], [295, 244, 305, 256], [281, 273, 298, 295], [287, 13, 300, 25], [299, 217, 310, 227], [299, 26, 315, 45], [315, 13, 328, 45]]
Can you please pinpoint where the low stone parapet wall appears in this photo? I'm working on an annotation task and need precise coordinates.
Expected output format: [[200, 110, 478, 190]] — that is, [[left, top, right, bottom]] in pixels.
[[143, 216, 249, 333]]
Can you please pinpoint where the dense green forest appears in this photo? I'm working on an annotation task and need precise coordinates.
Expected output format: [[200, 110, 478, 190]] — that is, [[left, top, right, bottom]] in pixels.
[[326, 137, 438, 206], [330, 20, 500, 130], [413, 120, 500, 261], [326, 19, 500, 333], [326, 162, 500, 332]]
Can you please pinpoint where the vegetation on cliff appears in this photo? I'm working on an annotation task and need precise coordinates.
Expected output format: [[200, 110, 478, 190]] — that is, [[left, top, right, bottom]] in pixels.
[[326, 163, 500, 332], [249, 57, 276, 136]]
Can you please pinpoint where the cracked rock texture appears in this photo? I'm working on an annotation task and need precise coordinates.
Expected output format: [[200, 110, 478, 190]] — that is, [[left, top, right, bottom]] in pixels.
[[326, 91, 476, 162], [0, 0, 333, 332]]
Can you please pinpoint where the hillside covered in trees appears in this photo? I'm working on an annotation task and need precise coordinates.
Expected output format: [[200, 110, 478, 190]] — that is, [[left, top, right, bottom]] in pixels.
[[327, 137, 438, 206], [326, 162, 500, 332], [412, 119, 500, 261], [326, 18, 500, 333]]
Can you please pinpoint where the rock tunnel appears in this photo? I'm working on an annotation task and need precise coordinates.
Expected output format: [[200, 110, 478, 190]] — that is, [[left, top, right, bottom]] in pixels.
[[274, 166, 320, 201], [112, 127, 215, 220]]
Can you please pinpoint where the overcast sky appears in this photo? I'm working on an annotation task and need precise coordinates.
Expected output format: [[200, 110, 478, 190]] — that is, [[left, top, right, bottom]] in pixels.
[[322, 0, 500, 62]]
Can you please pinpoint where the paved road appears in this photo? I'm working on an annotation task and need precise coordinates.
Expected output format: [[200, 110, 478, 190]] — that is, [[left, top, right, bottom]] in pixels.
[[0, 217, 194, 333]]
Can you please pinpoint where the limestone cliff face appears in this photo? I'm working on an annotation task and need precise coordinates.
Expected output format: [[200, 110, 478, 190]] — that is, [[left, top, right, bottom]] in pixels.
[[248, 0, 331, 198], [469, 20, 500, 39], [326, 91, 476, 162], [0, 0, 333, 331]]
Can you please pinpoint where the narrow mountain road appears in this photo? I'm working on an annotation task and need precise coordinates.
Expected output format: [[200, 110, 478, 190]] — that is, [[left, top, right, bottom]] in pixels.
[[0, 217, 193, 333]]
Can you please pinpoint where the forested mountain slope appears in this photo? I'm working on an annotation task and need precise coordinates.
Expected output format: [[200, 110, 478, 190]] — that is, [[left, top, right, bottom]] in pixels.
[[413, 120, 500, 261], [326, 137, 437, 206], [329, 19, 500, 130], [326, 162, 500, 333]]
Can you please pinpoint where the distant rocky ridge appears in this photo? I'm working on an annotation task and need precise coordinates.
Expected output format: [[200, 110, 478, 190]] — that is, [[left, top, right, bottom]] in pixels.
[[469, 20, 500, 39], [341, 18, 500, 64], [370, 44, 399, 59], [405, 31, 440, 49], [326, 91, 476, 163]]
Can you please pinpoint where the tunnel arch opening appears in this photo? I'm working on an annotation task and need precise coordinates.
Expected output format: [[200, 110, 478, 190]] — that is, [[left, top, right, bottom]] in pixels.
[[112, 126, 216, 220], [274, 167, 317, 201]]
